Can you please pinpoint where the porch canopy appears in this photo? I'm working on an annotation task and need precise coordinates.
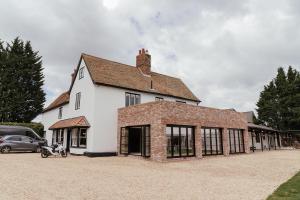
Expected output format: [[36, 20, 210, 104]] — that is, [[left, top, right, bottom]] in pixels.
[[49, 116, 90, 130], [248, 122, 280, 152], [248, 123, 277, 132]]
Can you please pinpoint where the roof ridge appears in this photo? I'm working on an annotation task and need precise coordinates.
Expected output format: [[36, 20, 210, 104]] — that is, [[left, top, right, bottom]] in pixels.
[[82, 53, 137, 69], [82, 53, 180, 80]]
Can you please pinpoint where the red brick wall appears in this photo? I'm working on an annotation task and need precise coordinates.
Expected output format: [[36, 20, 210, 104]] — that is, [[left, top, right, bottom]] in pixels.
[[118, 101, 249, 161]]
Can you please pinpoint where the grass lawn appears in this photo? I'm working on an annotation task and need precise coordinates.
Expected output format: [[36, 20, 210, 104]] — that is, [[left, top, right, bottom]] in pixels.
[[267, 171, 300, 200]]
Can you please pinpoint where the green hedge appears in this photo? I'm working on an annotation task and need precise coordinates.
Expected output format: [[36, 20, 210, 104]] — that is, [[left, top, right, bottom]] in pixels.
[[0, 122, 44, 137]]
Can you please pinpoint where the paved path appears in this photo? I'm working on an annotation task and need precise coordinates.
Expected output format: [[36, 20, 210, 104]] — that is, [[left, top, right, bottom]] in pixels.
[[0, 150, 299, 200]]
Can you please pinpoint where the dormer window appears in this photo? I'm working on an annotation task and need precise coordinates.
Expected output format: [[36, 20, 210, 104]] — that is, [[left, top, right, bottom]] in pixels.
[[79, 67, 84, 79], [58, 107, 63, 119]]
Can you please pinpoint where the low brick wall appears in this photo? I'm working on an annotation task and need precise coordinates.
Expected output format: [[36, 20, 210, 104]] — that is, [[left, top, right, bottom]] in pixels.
[[118, 101, 249, 161]]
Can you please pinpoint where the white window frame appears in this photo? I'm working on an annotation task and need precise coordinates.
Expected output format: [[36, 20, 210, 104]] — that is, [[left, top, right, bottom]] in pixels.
[[79, 67, 84, 79], [125, 92, 141, 107], [75, 92, 81, 110], [58, 107, 63, 119], [71, 130, 78, 147], [79, 129, 87, 148], [155, 97, 164, 101]]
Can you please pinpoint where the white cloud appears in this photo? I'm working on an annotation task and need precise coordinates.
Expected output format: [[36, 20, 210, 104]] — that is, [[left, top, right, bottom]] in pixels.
[[102, 0, 119, 10]]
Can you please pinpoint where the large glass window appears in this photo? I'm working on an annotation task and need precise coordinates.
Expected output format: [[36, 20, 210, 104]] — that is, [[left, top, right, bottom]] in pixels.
[[166, 125, 195, 158], [125, 92, 141, 107], [79, 129, 87, 148], [52, 130, 58, 144], [58, 129, 64, 144], [228, 129, 245, 154], [71, 130, 78, 147], [71, 128, 87, 148], [201, 128, 223, 156], [120, 125, 150, 157]]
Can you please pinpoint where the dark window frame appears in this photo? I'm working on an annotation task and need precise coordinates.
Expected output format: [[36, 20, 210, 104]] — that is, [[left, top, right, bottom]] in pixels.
[[255, 132, 260, 143], [119, 125, 151, 157], [79, 67, 84, 79], [75, 92, 81, 110], [166, 125, 195, 158], [228, 129, 245, 154], [201, 127, 223, 156], [71, 128, 87, 148], [155, 97, 164, 101], [125, 92, 141, 107], [58, 107, 63, 119]]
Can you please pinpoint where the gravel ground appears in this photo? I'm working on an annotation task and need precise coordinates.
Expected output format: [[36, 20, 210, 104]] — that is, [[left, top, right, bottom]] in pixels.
[[0, 150, 299, 200]]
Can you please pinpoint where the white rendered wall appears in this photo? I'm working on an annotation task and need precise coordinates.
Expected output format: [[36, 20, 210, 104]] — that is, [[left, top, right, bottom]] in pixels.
[[42, 57, 199, 154], [92, 85, 198, 153], [41, 104, 70, 144], [67, 59, 95, 154], [42, 58, 95, 154]]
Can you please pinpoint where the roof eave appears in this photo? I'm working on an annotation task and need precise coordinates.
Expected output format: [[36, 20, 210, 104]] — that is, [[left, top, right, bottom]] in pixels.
[[42, 101, 69, 113], [94, 81, 200, 103]]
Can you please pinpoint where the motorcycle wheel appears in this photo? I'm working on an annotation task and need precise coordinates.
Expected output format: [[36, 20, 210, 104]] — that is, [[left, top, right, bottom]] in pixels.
[[61, 150, 67, 158], [41, 150, 49, 158]]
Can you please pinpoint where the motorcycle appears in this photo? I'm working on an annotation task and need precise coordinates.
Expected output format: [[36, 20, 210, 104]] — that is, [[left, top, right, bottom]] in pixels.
[[41, 143, 67, 158]]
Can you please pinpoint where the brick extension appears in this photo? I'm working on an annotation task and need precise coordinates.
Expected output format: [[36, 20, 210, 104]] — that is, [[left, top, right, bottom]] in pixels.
[[118, 101, 249, 162]]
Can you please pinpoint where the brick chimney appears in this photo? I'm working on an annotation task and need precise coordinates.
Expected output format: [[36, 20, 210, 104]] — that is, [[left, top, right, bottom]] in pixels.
[[136, 48, 151, 75]]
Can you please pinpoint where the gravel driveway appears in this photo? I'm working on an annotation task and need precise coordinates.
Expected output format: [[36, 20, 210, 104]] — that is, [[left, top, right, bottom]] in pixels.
[[0, 150, 299, 200]]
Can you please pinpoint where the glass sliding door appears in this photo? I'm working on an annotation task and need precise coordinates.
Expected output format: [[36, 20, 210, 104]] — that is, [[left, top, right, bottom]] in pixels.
[[166, 125, 195, 158], [201, 127, 223, 156], [172, 127, 180, 157], [228, 129, 245, 154], [141, 126, 151, 157], [120, 125, 150, 157], [120, 127, 129, 155]]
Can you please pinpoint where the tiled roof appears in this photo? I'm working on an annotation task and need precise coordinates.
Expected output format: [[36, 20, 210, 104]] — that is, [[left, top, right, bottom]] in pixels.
[[43, 53, 200, 113], [248, 122, 277, 132], [81, 53, 200, 102], [49, 116, 90, 130], [43, 92, 70, 113]]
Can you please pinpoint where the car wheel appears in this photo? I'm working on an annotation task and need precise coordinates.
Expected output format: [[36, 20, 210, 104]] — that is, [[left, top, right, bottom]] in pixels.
[[1, 146, 11, 153]]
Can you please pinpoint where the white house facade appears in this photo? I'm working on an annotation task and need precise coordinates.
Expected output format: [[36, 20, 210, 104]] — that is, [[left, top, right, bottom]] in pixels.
[[41, 49, 200, 156], [41, 49, 284, 161]]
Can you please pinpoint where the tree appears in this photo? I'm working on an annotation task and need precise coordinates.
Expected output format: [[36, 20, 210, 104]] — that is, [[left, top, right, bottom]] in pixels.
[[256, 66, 300, 130], [0, 37, 45, 122]]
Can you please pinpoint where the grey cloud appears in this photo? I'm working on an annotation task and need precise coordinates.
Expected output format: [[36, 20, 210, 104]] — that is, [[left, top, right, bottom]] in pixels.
[[0, 0, 299, 112]]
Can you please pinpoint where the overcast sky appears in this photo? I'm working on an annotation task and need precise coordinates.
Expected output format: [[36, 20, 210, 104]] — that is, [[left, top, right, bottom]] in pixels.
[[1, 0, 300, 112]]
